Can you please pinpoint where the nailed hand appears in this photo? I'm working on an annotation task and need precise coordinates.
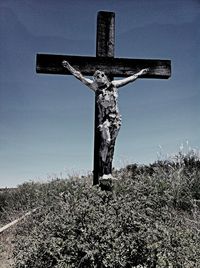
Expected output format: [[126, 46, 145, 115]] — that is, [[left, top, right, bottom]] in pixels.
[[140, 68, 149, 75], [62, 60, 70, 68]]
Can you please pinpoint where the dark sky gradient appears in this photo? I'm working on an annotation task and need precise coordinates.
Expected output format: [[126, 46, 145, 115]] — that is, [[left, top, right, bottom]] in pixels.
[[0, 0, 199, 187]]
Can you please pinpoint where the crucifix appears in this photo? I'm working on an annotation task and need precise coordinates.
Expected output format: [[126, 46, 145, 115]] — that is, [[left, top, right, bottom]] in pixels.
[[36, 11, 171, 188]]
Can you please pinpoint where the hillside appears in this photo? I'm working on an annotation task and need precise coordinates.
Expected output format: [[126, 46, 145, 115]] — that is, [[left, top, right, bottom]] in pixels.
[[0, 151, 200, 267]]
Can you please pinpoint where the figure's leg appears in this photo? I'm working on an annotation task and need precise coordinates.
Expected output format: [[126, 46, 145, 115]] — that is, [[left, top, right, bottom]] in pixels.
[[104, 123, 121, 174], [99, 120, 111, 162], [99, 121, 121, 176], [98, 109, 121, 179], [98, 109, 122, 190]]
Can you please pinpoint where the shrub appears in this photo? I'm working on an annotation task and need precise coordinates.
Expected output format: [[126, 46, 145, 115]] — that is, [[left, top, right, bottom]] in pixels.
[[0, 178, 82, 226], [11, 152, 200, 267]]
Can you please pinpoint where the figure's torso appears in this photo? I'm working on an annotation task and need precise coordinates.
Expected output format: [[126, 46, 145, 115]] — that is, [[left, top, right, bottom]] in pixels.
[[96, 84, 121, 126]]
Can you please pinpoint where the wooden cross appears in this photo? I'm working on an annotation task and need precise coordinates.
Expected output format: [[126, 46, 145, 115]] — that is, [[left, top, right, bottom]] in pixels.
[[36, 11, 171, 186]]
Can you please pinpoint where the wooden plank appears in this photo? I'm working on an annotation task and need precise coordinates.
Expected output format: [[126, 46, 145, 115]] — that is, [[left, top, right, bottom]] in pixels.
[[96, 11, 115, 58], [0, 207, 39, 234], [36, 54, 171, 79]]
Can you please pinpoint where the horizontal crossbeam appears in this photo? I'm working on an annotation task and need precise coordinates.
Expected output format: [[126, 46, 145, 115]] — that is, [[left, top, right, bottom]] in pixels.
[[36, 54, 171, 79]]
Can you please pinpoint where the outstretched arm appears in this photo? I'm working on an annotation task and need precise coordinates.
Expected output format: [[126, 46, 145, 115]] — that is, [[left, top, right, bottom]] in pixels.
[[62, 60, 95, 91], [112, 68, 149, 88]]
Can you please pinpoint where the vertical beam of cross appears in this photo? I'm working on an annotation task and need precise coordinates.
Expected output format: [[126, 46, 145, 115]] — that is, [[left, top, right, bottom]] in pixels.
[[93, 11, 115, 185]]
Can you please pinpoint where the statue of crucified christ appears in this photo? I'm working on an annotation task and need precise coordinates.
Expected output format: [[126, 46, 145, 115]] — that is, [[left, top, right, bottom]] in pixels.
[[62, 60, 148, 181]]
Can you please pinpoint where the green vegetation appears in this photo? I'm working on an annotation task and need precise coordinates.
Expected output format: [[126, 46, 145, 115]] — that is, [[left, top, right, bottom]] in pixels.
[[0, 151, 200, 267]]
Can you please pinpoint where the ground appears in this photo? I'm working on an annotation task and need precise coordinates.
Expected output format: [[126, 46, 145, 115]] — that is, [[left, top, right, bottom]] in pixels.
[[0, 230, 14, 268]]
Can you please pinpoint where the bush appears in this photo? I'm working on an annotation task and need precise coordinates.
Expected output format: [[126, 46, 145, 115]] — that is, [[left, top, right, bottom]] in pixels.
[[0, 178, 82, 226], [11, 152, 200, 267]]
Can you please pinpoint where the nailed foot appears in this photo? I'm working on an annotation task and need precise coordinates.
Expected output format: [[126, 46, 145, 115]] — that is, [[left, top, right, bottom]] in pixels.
[[99, 174, 117, 191]]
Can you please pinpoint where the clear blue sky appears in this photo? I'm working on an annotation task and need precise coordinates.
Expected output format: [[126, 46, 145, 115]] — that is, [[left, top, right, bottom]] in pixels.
[[0, 0, 199, 187]]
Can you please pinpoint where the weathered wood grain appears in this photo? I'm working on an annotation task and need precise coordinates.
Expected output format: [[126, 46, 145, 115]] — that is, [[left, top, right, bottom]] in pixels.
[[36, 54, 171, 79], [96, 11, 115, 58]]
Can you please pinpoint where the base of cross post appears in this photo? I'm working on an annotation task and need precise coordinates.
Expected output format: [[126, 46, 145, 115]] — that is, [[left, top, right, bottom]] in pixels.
[[99, 174, 118, 192]]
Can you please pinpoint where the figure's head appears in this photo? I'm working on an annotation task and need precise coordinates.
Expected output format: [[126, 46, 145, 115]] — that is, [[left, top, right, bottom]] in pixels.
[[93, 70, 109, 86]]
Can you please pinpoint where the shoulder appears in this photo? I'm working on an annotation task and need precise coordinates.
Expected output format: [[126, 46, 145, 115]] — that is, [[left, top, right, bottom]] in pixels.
[[110, 81, 118, 92], [88, 82, 98, 92], [111, 80, 118, 88]]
